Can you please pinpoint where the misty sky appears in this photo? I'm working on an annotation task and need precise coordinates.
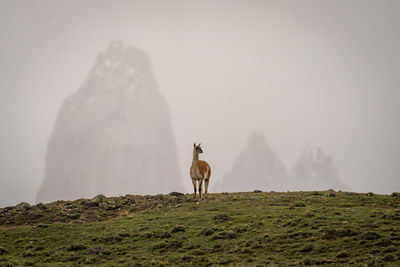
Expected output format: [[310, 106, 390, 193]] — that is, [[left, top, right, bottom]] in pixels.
[[1, 0, 399, 207]]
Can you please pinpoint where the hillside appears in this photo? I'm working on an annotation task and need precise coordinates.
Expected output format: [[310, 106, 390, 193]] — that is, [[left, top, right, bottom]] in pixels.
[[1, 191, 400, 266]]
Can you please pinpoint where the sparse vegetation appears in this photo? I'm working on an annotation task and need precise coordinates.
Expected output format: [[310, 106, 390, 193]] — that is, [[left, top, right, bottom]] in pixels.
[[0, 191, 400, 265]]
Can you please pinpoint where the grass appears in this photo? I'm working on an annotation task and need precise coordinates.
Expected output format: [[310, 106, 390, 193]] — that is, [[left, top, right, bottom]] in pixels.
[[0, 191, 400, 266]]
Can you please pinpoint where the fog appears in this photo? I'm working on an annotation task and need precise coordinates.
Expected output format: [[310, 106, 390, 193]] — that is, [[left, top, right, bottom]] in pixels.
[[1, 0, 399, 207]]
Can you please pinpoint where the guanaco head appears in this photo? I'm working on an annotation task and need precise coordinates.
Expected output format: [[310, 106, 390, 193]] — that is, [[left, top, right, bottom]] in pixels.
[[193, 143, 203, 154]]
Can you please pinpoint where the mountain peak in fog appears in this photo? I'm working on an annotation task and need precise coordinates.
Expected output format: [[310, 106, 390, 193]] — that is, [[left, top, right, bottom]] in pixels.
[[292, 144, 349, 191], [37, 41, 183, 203], [215, 130, 288, 192], [217, 131, 349, 192]]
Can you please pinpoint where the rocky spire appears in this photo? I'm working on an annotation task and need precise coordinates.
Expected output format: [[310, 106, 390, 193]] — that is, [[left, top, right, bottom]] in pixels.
[[217, 130, 288, 192], [37, 41, 183, 203], [292, 145, 349, 191]]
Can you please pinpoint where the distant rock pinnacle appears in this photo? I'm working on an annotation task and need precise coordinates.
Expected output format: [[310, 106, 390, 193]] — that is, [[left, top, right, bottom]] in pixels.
[[217, 131, 349, 192], [216, 130, 288, 192], [37, 41, 183, 203]]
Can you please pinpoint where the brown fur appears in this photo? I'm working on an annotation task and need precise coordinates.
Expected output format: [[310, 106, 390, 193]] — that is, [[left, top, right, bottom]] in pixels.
[[190, 160, 211, 180]]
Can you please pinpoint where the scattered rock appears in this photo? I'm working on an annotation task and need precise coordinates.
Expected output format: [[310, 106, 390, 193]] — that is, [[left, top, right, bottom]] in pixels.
[[311, 191, 322, 196], [3, 206, 14, 212], [22, 250, 34, 258], [63, 202, 74, 209], [336, 251, 349, 258], [253, 190, 263, 193], [100, 201, 119, 210], [156, 231, 171, 239], [67, 213, 81, 219], [299, 244, 314, 253], [325, 192, 336, 197], [118, 232, 130, 238], [360, 231, 381, 240], [67, 244, 86, 251], [16, 202, 31, 211], [36, 203, 47, 210], [200, 228, 214, 236], [141, 232, 153, 239], [366, 192, 374, 197], [214, 214, 231, 221], [121, 198, 136, 206], [382, 254, 395, 261], [86, 245, 110, 255], [320, 227, 356, 240], [37, 223, 49, 228], [175, 204, 183, 208], [391, 192, 399, 197], [212, 230, 237, 240], [294, 201, 306, 207], [168, 240, 183, 248], [0, 246, 7, 254], [92, 194, 106, 203], [170, 192, 184, 197], [81, 200, 99, 208], [171, 225, 185, 233], [233, 225, 249, 233]]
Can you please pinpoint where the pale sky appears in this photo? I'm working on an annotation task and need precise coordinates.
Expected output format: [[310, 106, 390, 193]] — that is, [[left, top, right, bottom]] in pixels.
[[1, 0, 399, 207]]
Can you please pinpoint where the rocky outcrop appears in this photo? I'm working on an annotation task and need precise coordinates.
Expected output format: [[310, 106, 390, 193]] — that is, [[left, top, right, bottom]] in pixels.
[[216, 130, 288, 192], [217, 131, 348, 192], [37, 41, 183, 203], [292, 145, 349, 191]]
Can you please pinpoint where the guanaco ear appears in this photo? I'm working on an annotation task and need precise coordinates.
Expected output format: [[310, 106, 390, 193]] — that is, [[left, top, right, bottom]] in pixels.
[[194, 143, 196, 147], [198, 143, 201, 147]]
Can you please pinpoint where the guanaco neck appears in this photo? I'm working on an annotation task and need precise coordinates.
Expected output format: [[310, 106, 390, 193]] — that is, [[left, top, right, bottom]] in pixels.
[[192, 149, 199, 166], [192, 150, 199, 177]]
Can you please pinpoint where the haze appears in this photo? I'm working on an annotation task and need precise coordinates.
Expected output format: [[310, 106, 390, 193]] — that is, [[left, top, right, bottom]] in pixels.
[[1, 0, 399, 207]]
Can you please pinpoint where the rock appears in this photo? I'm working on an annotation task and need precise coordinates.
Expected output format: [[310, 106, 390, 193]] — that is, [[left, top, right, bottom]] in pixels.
[[118, 232, 130, 237], [0, 246, 7, 254], [92, 194, 106, 203], [201, 228, 214, 236], [175, 204, 183, 208], [293, 146, 349, 191], [214, 214, 231, 221], [67, 213, 81, 219], [36, 203, 47, 210], [216, 130, 288, 192], [325, 192, 336, 197], [86, 245, 110, 255], [360, 231, 381, 240], [253, 190, 263, 193], [36, 41, 184, 203], [212, 230, 237, 240], [366, 192, 374, 196], [156, 231, 171, 238], [67, 244, 86, 251], [391, 192, 399, 197], [81, 200, 99, 208], [37, 223, 49, 228], [63, 202, 74, 209], [3, 206, 14, 212], [171, 225, 185, 233], [16, 202, 31, 211], [100, 201, 119, 210], [141, 232, 153, 239], [169, 192, 184, 197], [121, 198, 136, 206], [155, 194, 165, 201]]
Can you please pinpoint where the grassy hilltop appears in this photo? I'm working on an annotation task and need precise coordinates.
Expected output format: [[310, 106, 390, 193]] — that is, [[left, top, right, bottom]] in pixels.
[[0, 191, 400, 266]]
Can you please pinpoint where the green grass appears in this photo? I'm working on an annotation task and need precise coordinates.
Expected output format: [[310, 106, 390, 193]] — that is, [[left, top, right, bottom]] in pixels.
[[1, 191, 400, 266]]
